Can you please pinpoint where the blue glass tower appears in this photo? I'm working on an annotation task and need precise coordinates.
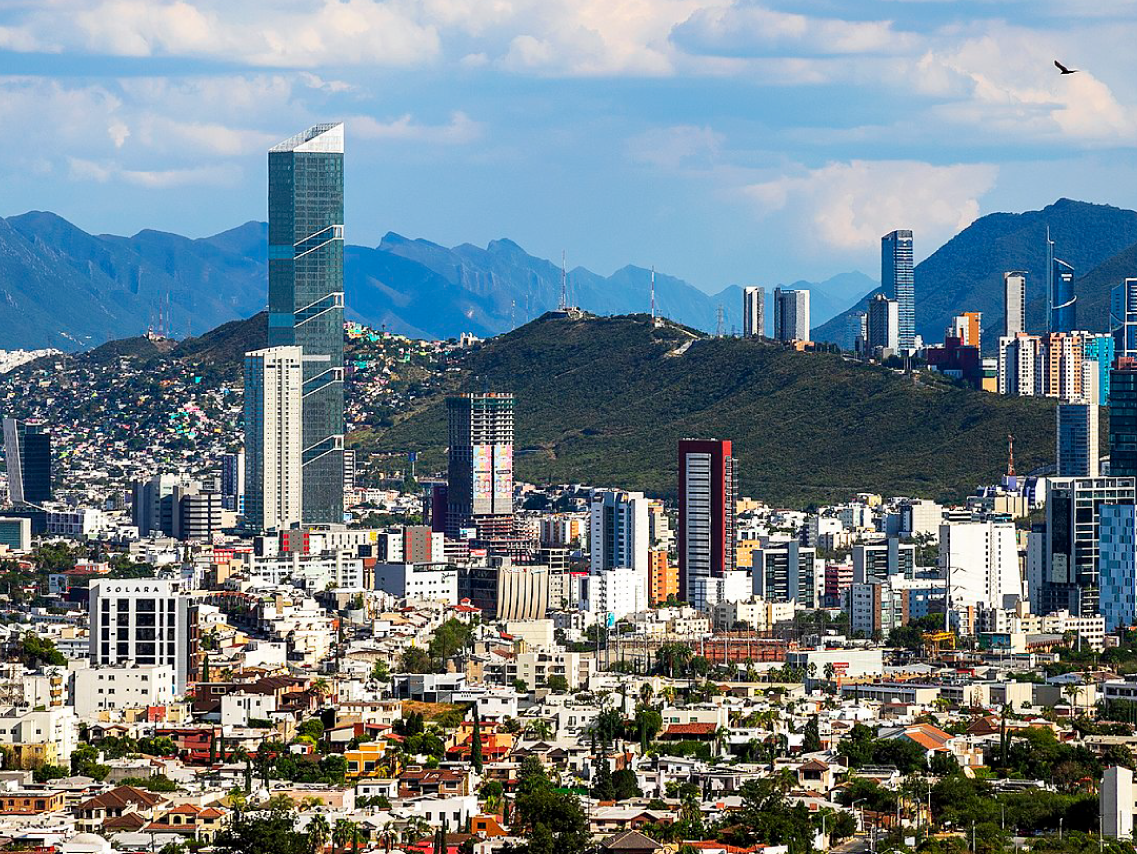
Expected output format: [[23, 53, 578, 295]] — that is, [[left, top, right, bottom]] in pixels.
[[881, 230, 914, 350], [267, 123, 345, 524], [1047, 229, 1076, 333]]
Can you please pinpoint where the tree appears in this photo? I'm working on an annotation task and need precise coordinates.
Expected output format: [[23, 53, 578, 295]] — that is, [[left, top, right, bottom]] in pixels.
[[307, 814, 330, 853], [513, 776, 590, 854], [546, 674, 569, 693], [612, 768, 641, 800], [213, 806, 310, 854], [400, 646, 432, 674], [591, 752, 615, 801], [470, 712, 484, 774], [19, 632, 65, 668], [802, 716, 822, 753]]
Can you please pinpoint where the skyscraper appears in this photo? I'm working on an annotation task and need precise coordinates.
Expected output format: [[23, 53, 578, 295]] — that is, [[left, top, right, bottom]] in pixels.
[[1111, 279, 1137, 360], [773, 288, 810, 342], [220, 452, 245, 514], [1110, 359, 1137, 478], [1047, 230, 1076, 333], [2, 418, 51, 506], [590, 490, 649, 575], [881, 230, 915, 350], [865, 293, 899, 352], [1044, 476, 1137, 616], [1004, 271, 1026, 338], [1057, 403, 1099, 477], [678, 438, 737, 610], [742, 287, 764, 338], [997, 333, 1039, 396], [267, 123, 345, 524], [1099, 504, 1137, 633], [446, 392, 514, 538], [243, 347, 304, 532]]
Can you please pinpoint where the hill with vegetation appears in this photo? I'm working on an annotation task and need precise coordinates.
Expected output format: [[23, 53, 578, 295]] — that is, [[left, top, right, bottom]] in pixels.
[[352, 312, 1061, 506]]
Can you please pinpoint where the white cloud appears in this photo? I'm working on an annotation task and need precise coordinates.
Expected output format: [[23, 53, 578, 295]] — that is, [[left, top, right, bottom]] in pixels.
[[627, 125, 724, 168], [68, 157, 241, 188], [745, 159, 998, 252], [672, 3, 921, 57], [351, 111, 482, 144]]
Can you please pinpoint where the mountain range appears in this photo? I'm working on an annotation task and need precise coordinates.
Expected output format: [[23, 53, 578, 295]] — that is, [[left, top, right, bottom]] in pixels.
[[0, 212, 871, 351], [813, 199, 1137, 349]]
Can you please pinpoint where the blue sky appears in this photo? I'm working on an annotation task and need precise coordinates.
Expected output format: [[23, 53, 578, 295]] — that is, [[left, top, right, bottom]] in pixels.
[[2, 0, 1137, 291]]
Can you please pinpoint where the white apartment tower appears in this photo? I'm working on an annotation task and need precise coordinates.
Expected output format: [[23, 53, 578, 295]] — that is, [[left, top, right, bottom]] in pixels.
[[742, 287, 765, 338], [88, 579, 196, 694], [244, 346, 304, 532], [1004, 272, 1026, 338]]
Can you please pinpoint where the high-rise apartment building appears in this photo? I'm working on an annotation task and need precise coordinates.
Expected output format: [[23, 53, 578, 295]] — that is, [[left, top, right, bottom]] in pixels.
[[267, 123, 345, 525], [1037, 332, 1084, 400], [1085, 333, 1115, 406], [1112, 279, 1137, 361], [446, 393, 514, 538], [648, 549, 678, 604], [132, 473, 192, 537], [1044, 476, 1137, 616], [742, 287, 764, 338], [1004, 271, 1026, 338], [773, 288, 810, 342], [1057, 403, 1099, 477], [948, 311, 982, 349], [865, 294, 899, 353], [2, 418, 51, 506], [342, 448, 356, 494], [997, 333, 1039, 396], [678, 438, 737, 610], [1047, 231, 1076, 333], [88, 578, 198, 694], [939, 520, 1022, 610], [1111, 359, 1137, 478], [752, 541, 818, 608], [221, 452, 245, 514], [590, 490, 649, 576], [244, 346, 304, 532], [881, 230, 915, 350]]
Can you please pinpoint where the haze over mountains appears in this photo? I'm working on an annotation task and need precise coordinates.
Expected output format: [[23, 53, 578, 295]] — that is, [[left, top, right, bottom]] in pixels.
[[814, 199, 1137, 350], [0, 212, 872, 351]]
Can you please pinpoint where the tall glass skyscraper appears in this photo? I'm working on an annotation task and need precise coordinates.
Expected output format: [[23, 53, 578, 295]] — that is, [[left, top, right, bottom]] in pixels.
[[1047, 229, 1076, 333], [267, 123, 345, 524], [2, 418, 51, 505], [881, 230, 914, 350]]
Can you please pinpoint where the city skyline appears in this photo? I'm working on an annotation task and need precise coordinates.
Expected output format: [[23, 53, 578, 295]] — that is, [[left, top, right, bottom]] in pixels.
[[1, 2, 1137, 291]]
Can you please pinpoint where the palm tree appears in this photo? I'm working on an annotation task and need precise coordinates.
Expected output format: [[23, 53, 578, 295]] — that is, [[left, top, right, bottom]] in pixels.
[[713, 727, 730, 757], [333, 819, 356, 851], [640, 683, 654, 705], [307, 814, 330, 853], [527, 718, 553, 741], [1063, 682, 1083, 714], [312, 677, 331, 699]]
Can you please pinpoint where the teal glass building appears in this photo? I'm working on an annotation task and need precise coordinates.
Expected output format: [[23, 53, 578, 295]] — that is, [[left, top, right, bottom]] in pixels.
[[267, 124, 345, 524]]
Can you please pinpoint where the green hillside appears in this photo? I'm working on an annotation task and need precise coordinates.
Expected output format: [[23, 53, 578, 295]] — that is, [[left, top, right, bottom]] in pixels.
[[352, 312, 1061, 507]]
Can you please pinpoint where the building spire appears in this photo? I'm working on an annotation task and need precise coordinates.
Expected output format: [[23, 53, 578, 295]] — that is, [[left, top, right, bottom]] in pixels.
[[1007, 433, 1016, 477]]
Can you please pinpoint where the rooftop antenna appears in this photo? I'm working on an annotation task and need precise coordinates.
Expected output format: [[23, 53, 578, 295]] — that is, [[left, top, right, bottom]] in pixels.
[[1007, 434, 1016, 478], [511, 299, 516, 329], [716, 304, 725, 338], [651, 266, 656, 321]]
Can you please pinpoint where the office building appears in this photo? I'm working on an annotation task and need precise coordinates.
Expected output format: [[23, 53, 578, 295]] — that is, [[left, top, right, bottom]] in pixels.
[[679, 439, 737, 610], [742, 287, 764, 338], [267, 123, 345, 525], [1101, 766, 1134, 840], [220, 452, 245, 513], [939, 520, 1022, 611], [1045, 477, 1137, 616], [1048, 231, 1076, 333], [773, 288, 810, 342], [865, 294, 899, 353], [2, 418, 51, 506], [0, 517, 31, 552], [377, 526, 445, 564], [132, 473, 193, 537], [1112, 359, 1137, 478], [998, 333, 1039, 396], [1100, 504, 1137, 633], [882, 229, 915, 350], [1057, 403, 1099, 478], [900, 499, 943, 540], [849, 311, 868, 354], [446, 392, 514, 538], [1113, 279, 1137, 361], [172, 487, 223, 542], [460, 560, 550, 621], [1085, 333, 1115, 406], [88, 578, 198, 694], [648, 549, 678, 604], [948, 311, 982, 350], [1004, 272, 1026, 338], [244, 346, 304, 533], [752, 541, 818, 608]]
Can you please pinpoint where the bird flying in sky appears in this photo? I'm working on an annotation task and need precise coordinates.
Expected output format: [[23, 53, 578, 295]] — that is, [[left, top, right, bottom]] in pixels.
[[1054, 60, 1079, 75]]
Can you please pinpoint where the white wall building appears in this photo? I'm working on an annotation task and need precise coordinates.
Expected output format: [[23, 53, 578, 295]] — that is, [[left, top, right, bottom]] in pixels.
[[580, 566, 647, 621], [940, 520, 1023, 611], [73, 665, 175, 718], [373, 562, 458, 604], [244, 345, 303, 532]]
